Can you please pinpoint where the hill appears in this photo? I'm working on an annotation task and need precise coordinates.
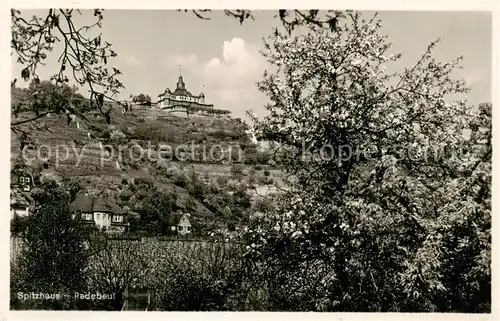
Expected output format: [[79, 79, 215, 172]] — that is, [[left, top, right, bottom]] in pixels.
[[11, 101, 286, 234]]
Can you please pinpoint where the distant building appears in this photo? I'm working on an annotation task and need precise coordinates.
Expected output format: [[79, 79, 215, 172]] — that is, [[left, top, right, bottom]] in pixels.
[[11, 167, 34, 192], [157, 69, 213, 111], [10, 195, 31, 219], [69, 195, 129, 233], [168, 212, 192, 235]]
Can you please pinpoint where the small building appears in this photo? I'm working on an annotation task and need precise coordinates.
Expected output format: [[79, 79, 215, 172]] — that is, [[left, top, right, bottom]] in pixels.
[[69, 195, 129, 233], [10, 197, 30, 219], [11, 167, 34, 192], [168, 212, 192, 235], [10, 187, 34, 219]]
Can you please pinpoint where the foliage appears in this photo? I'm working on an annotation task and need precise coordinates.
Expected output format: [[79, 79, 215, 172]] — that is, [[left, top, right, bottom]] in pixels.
[[10, 213, 29, 235], [85, 237, 156, 310], [131, 93, 152, 104], [150, 241, 248, 311], [11, 9, 123, 127], [181, 9, 344, 35], [243, 11, 490, 312], [230, 164, 244, 177], [10, 181, 91, 310]]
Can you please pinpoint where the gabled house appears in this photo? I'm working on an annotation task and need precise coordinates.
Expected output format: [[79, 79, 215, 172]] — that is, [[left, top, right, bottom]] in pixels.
[[168, 212, 192, 235], [11, 167, 34, 192], [69, 195, 129, 233]]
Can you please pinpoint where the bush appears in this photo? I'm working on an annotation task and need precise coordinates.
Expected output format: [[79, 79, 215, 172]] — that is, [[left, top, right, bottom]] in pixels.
[[10, 214, 29, 235], [101, 130, 110, 140], [231, 164, 244, 177], [258, 176, 273, 185]]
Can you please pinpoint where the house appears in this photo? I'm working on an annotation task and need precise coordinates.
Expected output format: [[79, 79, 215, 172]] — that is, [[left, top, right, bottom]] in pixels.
[[10, 189, 34, 219], [168, 212, 192, 235], [11, 167, 34, 192], [10, 197, 30, 219], [69, 195, 129, 233]]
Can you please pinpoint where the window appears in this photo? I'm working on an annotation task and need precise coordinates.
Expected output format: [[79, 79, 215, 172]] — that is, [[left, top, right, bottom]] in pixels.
[[20, 177, 24, 183], [26, 177, 30, 183], [96, 213, 101, 219]]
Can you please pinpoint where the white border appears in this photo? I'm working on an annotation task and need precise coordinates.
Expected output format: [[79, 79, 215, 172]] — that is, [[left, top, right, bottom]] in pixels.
[[1, 1, 498, 321]]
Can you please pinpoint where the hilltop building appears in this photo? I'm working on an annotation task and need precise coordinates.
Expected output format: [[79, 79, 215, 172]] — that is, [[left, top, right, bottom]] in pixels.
[[155, 67, 230, 118], [157, 68, 213, 110]]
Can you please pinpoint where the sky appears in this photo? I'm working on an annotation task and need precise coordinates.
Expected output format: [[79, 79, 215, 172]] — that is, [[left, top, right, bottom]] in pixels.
[[11, 10, 492, 120]]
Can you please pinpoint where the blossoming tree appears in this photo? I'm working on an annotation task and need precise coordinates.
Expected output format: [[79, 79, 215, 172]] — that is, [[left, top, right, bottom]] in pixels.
[[243, 11, 491, 312]]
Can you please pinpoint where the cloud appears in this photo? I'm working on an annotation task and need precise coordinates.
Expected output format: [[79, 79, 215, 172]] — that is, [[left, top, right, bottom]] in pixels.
[[164, 37, 265, 98], [203, 38, 263, 85]]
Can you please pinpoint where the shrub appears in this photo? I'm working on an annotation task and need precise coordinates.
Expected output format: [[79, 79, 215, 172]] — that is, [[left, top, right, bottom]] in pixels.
[[231, 164, 244, 177], [257, 176, 273, 185]]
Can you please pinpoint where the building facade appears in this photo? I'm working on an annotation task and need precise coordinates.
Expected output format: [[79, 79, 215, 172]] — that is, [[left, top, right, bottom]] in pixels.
[[70, 195, 129, 233], [10, 200, 29, 219], [157, 73, 213, 110], [168, 212, 192, 235]]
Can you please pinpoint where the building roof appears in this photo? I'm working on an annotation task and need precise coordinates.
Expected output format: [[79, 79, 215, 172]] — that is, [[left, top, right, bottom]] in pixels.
[[168, 212, 190, 226], [10, 166, 34, 186], [172, 88, 192, 96], [168, 213, 183, 226], [70, 195, 93, 212], [70, 195, 124, 214], [10, 190, 33, 207], [159, 75, 207, 99], [93, 197, 115, 213]]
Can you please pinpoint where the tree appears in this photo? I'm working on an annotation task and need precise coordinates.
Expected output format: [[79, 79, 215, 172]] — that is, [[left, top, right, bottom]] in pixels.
[[11, 9, 123, 109], [131, 93, 152, 104], [85, 237, 156, 310], [242, 11, 490, 312], [11, 181, 91, 310], [10, 213, 29, 236]]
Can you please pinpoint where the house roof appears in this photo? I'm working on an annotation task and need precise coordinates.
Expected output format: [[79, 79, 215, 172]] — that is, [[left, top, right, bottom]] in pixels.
[[168, 213, 183, 226], [70, 195, 124, 214], [172, 88, 193, 97], [168, 213, 190, 226], [10, 167, 34, 186], [93, 197, 115, 213], [70, 195, 93, 212]]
